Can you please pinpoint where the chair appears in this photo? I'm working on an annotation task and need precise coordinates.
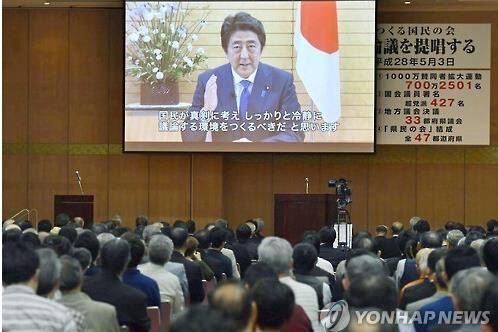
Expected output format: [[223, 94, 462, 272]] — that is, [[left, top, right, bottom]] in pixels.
[[202, 278, 217, 304], [160, 301, 171, 332], [147, 306, 161, 332]]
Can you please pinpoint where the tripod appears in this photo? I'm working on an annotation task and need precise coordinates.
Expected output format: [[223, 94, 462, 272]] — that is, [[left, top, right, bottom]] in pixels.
[[335, 208, 352, 248]]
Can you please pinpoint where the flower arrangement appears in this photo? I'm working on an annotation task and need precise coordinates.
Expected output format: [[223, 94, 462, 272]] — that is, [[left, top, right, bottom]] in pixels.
[[126, 2, 209, 84]]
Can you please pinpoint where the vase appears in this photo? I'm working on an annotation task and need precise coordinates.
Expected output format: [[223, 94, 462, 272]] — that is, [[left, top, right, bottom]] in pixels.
[[140, 80, 179, 105]]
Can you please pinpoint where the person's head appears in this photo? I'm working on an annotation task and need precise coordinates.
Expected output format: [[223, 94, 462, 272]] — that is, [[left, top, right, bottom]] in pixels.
[[37, 219, 52, 233], [194, 229, 211, 250], [352, 235, 377, 254], [185, 236, 199, 258], [72, 216, 84, 228], [344, 254, 387, 290], [209, 281, 256, 331], [3, 241, 39, 287], [135, 215, 149, 228], [391, 222, 404, 235], [111, 226, 130, 238], [419, 231, 442, 249], [449, 267, 494, 311], [170, 305, 239, 332], [345, 274, 398, 311], [244, 262, 279, 288], [120, 232, 145, 269], [258, 236, 293, 275], [55, 213, 70, 228], [293, 242, 317, 274], [464, 230, 485, 246], [482, 237, 498, 275], [413, 219, 430, 233], [375, 225, 388, 236], [253, 217, 265, 234], [252, 279, 294, 330], [70, 247, 92, 272], [481, 279, 498, 332], [302, 231, 321, 254], [36, 248, 61, 297], [59, 255, 83, 293], [21, 231, 42, 249], [447, 229, 464, 249], [91, 223, 107, 235], [186, 220, 196, 234], [409, 216, 422, 229], [142, 224, 162, 245], [444, 246, 481, 281], [97, 232, 116, 249], [221, 12, 265, 78], [427, 248, 448, 275], [434, 258, 448, 289], [415, 248, 433, 277], [319, 226, 337, 245], [236, 224, 252, 241], [148, 234, 174, 266], [74, 230, 100, 264], [170, 227, 189, 249], [209, 226, 226, 249], [59, 226, 78, 244], [173, 220, 188, 230], [100, 238, 130, 276], [43, 235, 72, 257], [486, 219, 498, 235]]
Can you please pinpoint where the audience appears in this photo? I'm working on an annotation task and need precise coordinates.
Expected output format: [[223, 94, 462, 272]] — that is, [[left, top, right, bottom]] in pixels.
[[203, 226, 233, 280], [252, 279, 295, 331]]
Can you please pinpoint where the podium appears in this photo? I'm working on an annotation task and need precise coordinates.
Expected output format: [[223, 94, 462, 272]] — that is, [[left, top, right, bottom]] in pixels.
[[274, 194, 337, 245], [54, 195, 94, 227]]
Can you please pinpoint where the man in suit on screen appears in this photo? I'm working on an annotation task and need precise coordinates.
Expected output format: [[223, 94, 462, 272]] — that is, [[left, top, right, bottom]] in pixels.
[[181, 12, 304, 143]]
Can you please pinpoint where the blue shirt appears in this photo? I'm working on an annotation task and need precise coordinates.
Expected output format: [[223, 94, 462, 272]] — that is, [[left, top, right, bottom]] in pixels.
[[414, 295, 454, 332], [122, 268, 161, 307]]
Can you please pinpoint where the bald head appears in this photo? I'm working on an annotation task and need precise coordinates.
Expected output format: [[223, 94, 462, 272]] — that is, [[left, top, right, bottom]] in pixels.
[[209, 281, 254, 330]]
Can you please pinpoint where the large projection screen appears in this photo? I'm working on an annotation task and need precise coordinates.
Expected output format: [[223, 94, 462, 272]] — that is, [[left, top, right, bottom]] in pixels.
[[124, 1, 375, 152]]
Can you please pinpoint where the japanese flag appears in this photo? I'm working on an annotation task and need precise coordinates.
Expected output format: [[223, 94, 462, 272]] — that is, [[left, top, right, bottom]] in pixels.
[[294, 1, 341, 123]]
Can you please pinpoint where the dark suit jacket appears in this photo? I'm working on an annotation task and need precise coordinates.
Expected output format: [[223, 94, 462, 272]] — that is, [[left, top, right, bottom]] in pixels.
[[400, 278, 436, 310], [226, 242, 251, 278], [376, 235, 402, 259], [82, 269, 150, 332], [170, 251, 205, 304], [181, 63, 304, 142], [202, 249, 233, 281], [319, 243, 348, 270]]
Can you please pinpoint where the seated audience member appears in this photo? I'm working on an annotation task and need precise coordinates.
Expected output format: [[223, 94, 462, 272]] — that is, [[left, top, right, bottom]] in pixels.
[[112, 226, 130, 238], [406, 248, 448, 313], [252, 217, 266, 243], [55, 213, 71, 228], [414, 246, 482, 332], [342, 253, 388, 291], [36, 248, 63, 298], [418, 231, 442, 249], [91, 223, 107, 235], [485, 219, 498, 237], [44, 235, 72, 257], [170, 305, 239, 332], [293, 242, 332, 309], [399, 248, 436, 310], [464, 230, 485, 247], [379, 223, 403, 259], [20, 231, 42, 249], [186, 219, 196, 235], [226, 225, 252, 278], [233, 223, 258, 261], [74, 230, 101, 276], [396, 236, 419, 289], [303, 231, 335, 275], [481, 278, 498, 332], [2, 242, 77, 331], [209, 281, 257, 332], [70, 247, 93, 272], [138, 234, 185, 315], [446, 229, 464, 249], [185, 235, 215, 281], [252, 279, 295, 332], [413, 219, 431, 234], [345, 274, 398, 312], [37, 218, 53, 232], [83, 238, 150, 332], [318, 226, 348, 270], [170, 227, 205, 303], [121, 232, 161, 307], [59, 226, 78, 244], [203, 226, 233, 280], [258, 236, 320, 331], [482, 237, 498, 275], [97, 232, 116, 248], [221, 242, 241, 279], [57, 255, 120, 332], [72, 216, 85, 229]]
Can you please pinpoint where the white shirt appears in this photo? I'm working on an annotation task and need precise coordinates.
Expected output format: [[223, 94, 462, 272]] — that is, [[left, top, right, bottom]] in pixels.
[[221, 247, 240, 279], [316, 257, 335, 275], [231, 66, 258, 112], [138, 262, 185, 315]]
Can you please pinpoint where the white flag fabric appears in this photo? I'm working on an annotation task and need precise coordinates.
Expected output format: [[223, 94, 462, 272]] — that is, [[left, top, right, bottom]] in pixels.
[[294, 1, 341, 123]]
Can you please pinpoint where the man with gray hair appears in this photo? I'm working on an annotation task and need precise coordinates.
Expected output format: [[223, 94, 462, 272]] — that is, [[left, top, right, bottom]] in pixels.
[[57, 255, 120, 332], [447, 229, 464, 249], [258, 236, 320, 331], [138, 234, 185, 315], [342, 253, 387, 291]]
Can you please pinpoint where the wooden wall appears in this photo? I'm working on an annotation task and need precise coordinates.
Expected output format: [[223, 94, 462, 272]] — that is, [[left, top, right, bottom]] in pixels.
[[3, 6, 498, 235]]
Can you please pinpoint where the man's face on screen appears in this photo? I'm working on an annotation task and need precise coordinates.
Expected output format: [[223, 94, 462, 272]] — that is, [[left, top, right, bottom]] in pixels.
[[226, 30, 262, 78]]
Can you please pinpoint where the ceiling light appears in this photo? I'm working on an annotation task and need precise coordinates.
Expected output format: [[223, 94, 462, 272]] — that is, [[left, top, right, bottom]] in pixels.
[[404, 1, 411, 4], [44, 1, 50, 5]]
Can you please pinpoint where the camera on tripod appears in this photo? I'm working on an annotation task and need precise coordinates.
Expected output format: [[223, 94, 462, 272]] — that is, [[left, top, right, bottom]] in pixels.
[[328, 178, 352, 208]]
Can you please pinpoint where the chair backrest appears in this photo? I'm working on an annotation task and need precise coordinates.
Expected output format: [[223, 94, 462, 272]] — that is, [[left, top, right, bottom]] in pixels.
[[147, 306, 161, 332], [202, 278, 217, 304], [160, 301, 172, 332], [120, 326, 129, 332]]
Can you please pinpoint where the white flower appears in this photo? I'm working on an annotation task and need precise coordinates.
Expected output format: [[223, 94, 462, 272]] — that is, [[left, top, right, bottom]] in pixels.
[[152, 29, 159, 34], [127, 56, 133, 61], [142, 35, 151, 43], [134, 59, 140, 65], [144, 10, 154, 21], [156, 54, 163, 60], [153, 49, 161, 55], [152, 67, 159, 73], [170, 23, 175, 33], [128, 33, 139, 42], [187, 43, 193, 51], [186, 59, 194, 67], [172, 41, 180, 49], [156, 72, 164, 80], [160, 33, 166, 39], [172, 63, 178, 68], [191, 34, 198, 41], [200, 20, 207, 28], [138, 26, 148, 35], [196, 47, 205, 54]]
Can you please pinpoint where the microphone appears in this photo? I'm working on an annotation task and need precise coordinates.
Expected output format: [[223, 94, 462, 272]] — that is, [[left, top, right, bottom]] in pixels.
[[75, 170, 81, 181], [75, 170, 84, 195], [305, 177, 309, 194]]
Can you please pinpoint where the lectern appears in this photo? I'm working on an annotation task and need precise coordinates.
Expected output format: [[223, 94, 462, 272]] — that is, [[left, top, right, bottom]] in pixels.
[[274, 194, 337, 245], [54, 195, 94, 227]]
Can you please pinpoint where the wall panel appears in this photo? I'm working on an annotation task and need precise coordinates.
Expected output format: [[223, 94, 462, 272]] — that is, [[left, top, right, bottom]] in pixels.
[[109, 9, 124, 144]]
